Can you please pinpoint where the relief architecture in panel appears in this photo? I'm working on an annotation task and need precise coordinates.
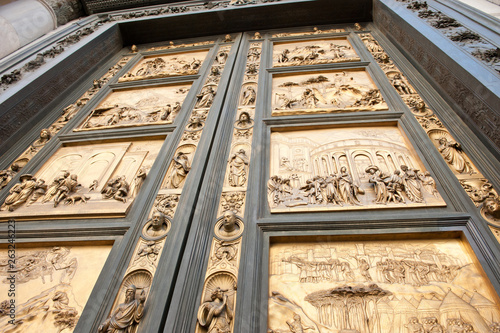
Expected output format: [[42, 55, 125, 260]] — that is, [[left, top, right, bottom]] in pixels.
[[268, 237, 500, 333], [0, 139, 163, 219], [359, 33, 500, 230], [76, 84, 190, 131], [273, 38, 361, 67], [268, 126, 445, 212], [0, 245, 111, 333], [118, 49, 209, 82], [0, 57, 131, 191], [272, 70, 387, 116], [160, 44, 232, 193]]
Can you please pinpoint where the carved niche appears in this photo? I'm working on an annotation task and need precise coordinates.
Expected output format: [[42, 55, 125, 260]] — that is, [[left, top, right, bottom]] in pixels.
[[268, 126, 445, 212], [0, 244, 112, 333], [0, 139, 163, 219], [76, 84, 190, 131], [273, 38, 361, 67], [268, 236, 500, 333], [272, 69, 387, 116], [118, 50, 209, 82]]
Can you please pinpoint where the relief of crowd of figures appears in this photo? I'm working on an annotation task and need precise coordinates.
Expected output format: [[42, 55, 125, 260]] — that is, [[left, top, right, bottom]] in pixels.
[[0, 57, 131, 192], [268, 127, 444, 212], [196, 38, 262, 333], [360, 33, 500, 228], [269, 239, 500, 333], [0, 245, 111, 333]]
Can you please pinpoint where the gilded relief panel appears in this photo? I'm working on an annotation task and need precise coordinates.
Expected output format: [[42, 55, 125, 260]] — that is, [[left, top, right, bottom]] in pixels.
[[269, 126, 445, 212], [75, 84, 191, 131], [271, 70, 387, 116], [0, 244, 112, 333], [118, 49, 209, 82], [268, 237, 500, 333], [273, 38, 360, 67], [0, 139, 164, 219]]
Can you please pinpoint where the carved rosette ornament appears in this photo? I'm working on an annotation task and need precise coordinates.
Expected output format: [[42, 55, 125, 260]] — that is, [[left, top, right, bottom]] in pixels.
[[198, 38, 262, 333], [360, 33, 500, 230]]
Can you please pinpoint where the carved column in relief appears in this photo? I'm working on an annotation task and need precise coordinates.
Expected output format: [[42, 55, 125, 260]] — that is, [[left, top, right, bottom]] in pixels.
[[197, 38, 262, 333], [0, 56, 130, 191], [359, 33, 500, 231]]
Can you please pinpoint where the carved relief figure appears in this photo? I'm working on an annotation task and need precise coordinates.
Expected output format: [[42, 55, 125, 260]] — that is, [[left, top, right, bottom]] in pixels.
[[272, 70, 387, 115], [98, 285, 146, 333], [1, 174, 43, 211], [169, 152, 191, 189], [77, 84, 190, 131], [241, 86, 256, 106], [437, 137, 473, 174], [268, 127, 444, 212], [287, 314, 313, 333], [228, 149, 249, 187], [234, 111, 253, 129], [269, 239, 500, 333], [338, 166, 364, 205], [143, 211, 170, 239], [197, 287, 233, 333], [132, 167, 147, 197], [0, 163, 19, 190], [101, 176, 130, 203]]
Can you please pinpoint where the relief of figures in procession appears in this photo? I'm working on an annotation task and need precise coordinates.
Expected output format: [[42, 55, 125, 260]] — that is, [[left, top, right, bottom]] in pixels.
[[268, 238, 500, 333], [273, 38, 361, 67], [76, 85, 190, 131], [268, 126, 445, 212]]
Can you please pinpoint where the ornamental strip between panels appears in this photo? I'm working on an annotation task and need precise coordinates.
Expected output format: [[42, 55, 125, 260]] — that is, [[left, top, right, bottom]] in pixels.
[[195, 35, 263, 333]]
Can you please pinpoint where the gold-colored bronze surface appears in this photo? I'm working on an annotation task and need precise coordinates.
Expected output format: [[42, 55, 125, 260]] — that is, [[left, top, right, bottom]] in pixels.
[[271, 69, 387, 116]]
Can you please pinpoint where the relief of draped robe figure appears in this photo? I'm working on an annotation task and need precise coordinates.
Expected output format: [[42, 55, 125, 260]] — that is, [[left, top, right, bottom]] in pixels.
[[437, 137, 473, 174], [228, 149, 249, 187], [98, 285, 145, 333]]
